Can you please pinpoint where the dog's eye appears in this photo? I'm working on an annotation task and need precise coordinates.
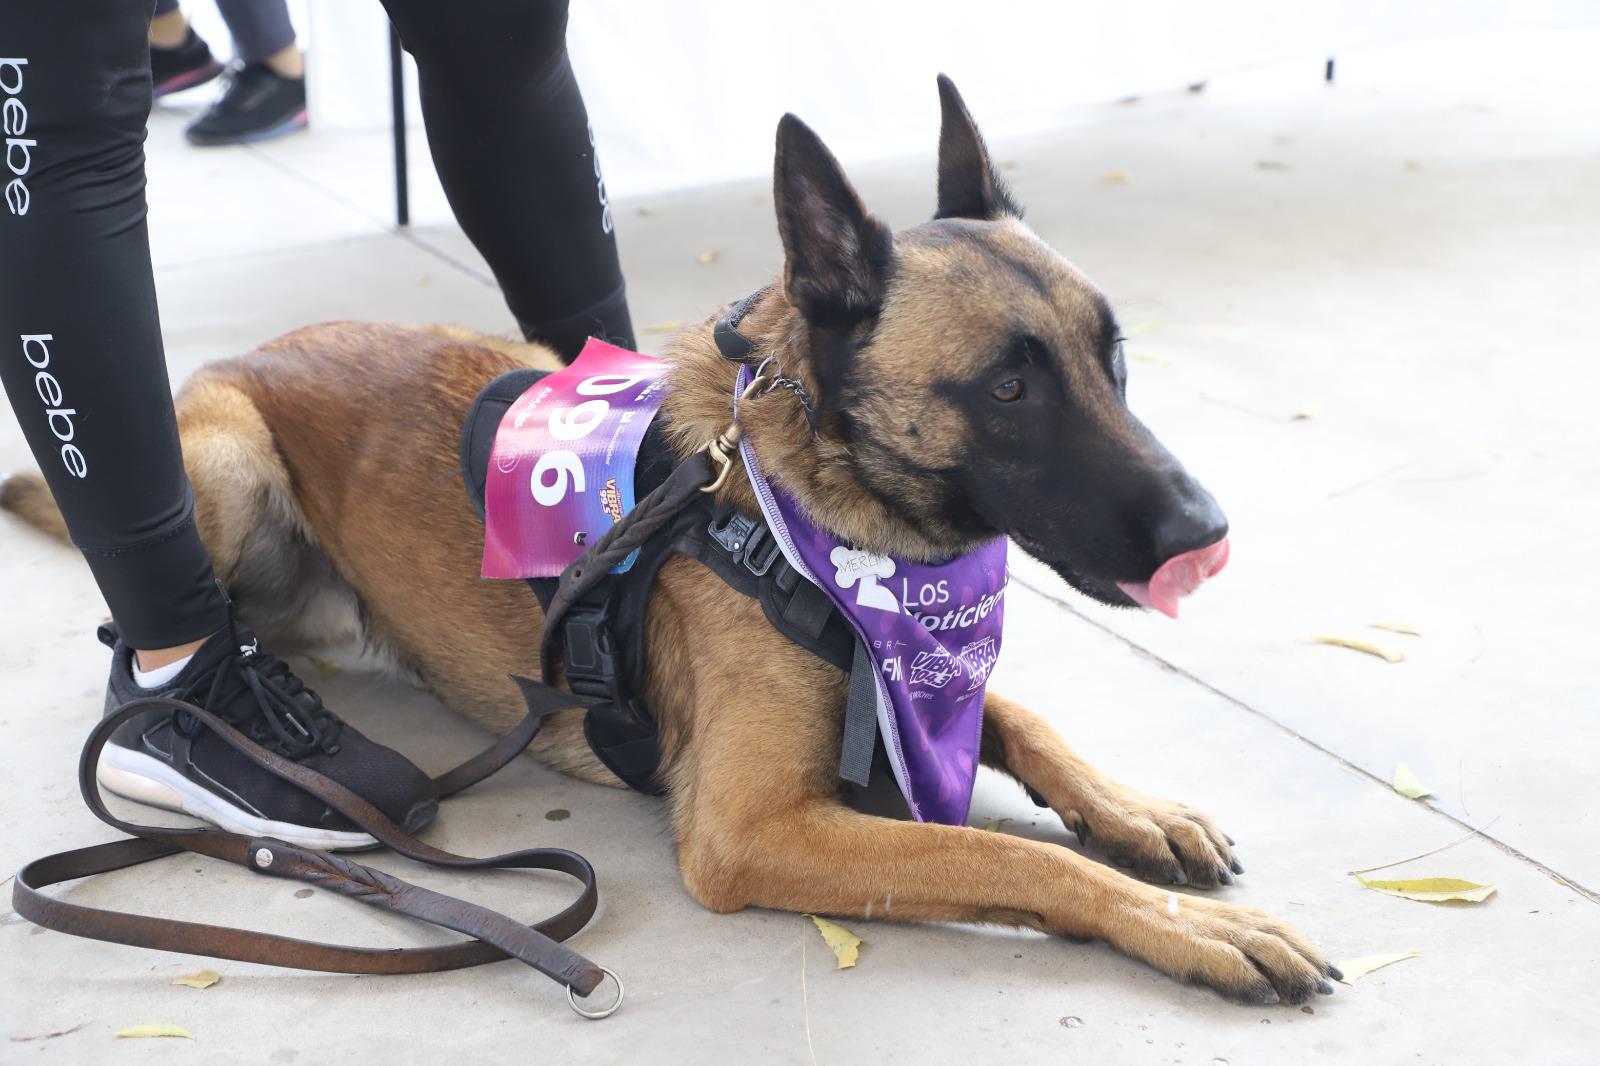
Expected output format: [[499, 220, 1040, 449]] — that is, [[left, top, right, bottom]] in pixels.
[[991, 379, 1025, 403]]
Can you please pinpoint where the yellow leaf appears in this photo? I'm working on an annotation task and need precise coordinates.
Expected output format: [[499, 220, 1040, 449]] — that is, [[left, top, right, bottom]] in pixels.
[[1392, 763, 1432, 800], [307, 655, 340, 679], [1100, 169, 1129, 184], [1291, 401, 1324, 421], [980, 818, 1010, 833], [1355, 875, 1496, 903], [806, 914, 862, 969], [1371, 621, 1422, 636], [1335, 951, 1419, 984], [696, 248, 720, 266], [116, 1024, 194, 1040], [642, 320, 684, 334], [1305, 635, 1403, 663], [171, 969, 219, 989]]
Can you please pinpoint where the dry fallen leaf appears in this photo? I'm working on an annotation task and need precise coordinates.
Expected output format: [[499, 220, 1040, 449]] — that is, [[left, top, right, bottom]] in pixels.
[[1335, 951, 1419, 984], [1100, 169, 1129, 184], [1371, 621, 1422, 636], [980, 818, 1011, 833], [8, 1022, 86, 1043], [171, 969, 219, 990], [1392, 763, 1432, 800], [1291, 401, 1324, 421], [696, 248, 720, 266], [1306, 635, 1404, 663], [642, 320, 684, 334], [807, 914, 862, 969], [116, 1024, 194, 1040], [307, 655, 340, 679], [1355, 875, 1496, 903]]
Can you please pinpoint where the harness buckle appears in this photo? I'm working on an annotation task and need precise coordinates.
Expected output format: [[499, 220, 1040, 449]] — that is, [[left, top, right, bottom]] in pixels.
[[562, 608, 621, 704], [708, 512, 781, 577], [742, 527, 781, 577]]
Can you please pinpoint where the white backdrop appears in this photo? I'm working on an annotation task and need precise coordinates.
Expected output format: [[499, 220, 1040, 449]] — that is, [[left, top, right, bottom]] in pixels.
[[185, 0, 1596, 200]]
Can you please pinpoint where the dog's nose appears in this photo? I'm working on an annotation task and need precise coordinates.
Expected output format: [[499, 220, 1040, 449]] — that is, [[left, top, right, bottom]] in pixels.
[[1151, 491, 1229, 565]]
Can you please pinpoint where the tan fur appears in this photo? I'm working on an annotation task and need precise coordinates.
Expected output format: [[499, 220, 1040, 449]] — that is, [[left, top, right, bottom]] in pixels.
[[0, 308, 1329, 1003], [0, 472, 69, 542]]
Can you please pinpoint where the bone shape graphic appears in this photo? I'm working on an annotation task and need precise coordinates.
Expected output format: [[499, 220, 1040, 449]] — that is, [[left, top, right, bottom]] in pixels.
[[829, 546, 901, 612]]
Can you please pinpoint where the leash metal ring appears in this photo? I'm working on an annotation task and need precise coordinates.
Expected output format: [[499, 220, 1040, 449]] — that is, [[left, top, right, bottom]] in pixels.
[[567, 966, 624, 1019]]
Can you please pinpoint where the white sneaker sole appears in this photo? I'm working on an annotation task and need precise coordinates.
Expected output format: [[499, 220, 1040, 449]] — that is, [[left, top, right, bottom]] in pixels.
[[96, 743, 378, 851]]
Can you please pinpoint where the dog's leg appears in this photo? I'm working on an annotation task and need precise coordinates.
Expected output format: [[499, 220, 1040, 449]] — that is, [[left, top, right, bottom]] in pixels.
[[980, 691, 1240, 888], [677, 793, 1331, 1005], [173, 373, 362, 651]]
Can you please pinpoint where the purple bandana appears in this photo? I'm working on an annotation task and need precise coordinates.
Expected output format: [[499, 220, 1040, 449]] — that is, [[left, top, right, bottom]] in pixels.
[[736, 368, 1008, 824], [482, 338, 670, 578]]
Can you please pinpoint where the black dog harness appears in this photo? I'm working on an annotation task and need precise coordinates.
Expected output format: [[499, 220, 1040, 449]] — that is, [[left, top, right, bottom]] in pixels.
[[459, 296, 883, 793]]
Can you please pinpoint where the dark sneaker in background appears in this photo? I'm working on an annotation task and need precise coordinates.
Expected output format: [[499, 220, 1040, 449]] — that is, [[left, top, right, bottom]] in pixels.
[[97, 621, 437, 850], [185, 62, 308, 147], [150, 28, 225, 98]]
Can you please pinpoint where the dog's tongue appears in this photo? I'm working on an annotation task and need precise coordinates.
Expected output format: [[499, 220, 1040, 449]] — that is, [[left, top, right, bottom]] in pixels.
[[1117, 538, 1230, 619]]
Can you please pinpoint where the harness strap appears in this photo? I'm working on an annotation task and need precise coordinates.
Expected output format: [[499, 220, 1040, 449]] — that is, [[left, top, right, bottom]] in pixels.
[[840, 641, 878, 787], [538, 451, 717, 684]]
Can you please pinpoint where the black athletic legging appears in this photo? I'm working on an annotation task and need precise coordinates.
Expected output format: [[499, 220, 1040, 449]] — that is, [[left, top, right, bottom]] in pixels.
[[1, 0, 632, 651]]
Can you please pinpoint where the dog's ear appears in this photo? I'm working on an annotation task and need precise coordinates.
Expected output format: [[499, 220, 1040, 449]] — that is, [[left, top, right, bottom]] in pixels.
[[934, 74, 1021, 221], [774, 113, 893, 327]]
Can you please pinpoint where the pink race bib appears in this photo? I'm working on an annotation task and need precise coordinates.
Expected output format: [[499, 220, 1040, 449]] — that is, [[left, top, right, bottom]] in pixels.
[[481, 338, 670, 578]]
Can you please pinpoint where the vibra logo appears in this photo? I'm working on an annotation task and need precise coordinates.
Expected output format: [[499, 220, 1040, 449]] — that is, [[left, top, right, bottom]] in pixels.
[[2, 58, 33, 216]]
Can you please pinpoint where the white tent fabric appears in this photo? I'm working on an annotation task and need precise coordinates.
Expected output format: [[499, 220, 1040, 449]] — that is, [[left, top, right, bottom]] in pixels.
[[188, 1, 1595, 200]]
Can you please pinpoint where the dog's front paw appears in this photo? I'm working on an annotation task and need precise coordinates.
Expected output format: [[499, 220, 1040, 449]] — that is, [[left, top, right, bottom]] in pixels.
[[1109, 890, 1339, 1005], [1065, 790, 1242, 889]]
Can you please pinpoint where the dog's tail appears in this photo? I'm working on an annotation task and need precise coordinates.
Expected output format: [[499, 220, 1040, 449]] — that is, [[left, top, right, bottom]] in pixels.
[[0, 472, 70, 544]]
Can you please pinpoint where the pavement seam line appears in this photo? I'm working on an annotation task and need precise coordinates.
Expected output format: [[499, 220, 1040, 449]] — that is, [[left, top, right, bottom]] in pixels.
[[241, 142, 496, 288], [1013, 573, 1600, 905]]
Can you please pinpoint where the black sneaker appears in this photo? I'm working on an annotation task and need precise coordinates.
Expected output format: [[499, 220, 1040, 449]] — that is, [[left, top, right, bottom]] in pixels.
[[96, 621, 437, 850], [151, 28, 225, 99], [184, 62, 307, 147]]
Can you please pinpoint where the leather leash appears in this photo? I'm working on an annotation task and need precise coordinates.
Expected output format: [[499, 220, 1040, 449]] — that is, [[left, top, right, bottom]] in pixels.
[[12, 355, 748, 1019]]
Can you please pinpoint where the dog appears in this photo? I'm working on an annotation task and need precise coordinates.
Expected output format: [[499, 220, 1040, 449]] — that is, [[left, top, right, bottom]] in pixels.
[[2, 77, 1334, 1005]]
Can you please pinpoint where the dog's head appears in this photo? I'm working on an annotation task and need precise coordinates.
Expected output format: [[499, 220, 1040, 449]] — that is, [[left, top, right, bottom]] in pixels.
[[765, 76, 1229, 617]]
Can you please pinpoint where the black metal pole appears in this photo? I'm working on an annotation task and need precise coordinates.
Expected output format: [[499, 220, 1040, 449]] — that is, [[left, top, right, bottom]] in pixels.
[[389, 24, 410, 229], [1325, 57, 1335, 83]]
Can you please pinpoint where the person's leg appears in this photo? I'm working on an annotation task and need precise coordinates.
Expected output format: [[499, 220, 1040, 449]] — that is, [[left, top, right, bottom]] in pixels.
[[214, 0, 301, 77], [1, 1, 229, 657], [382, 0, 634, 360], [185, 0, 306, 147], [149, 0, 187, 48], [148, 0, 225, 99], [1, 1, 435, 847]]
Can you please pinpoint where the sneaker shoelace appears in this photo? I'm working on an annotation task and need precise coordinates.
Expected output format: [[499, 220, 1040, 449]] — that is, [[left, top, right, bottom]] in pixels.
[[173, 628, 343, 759], [209, 62, 278, 115]]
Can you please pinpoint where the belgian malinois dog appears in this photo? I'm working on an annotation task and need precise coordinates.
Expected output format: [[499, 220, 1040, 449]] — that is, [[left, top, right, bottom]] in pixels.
[[3, 78, 1336, 1004]]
